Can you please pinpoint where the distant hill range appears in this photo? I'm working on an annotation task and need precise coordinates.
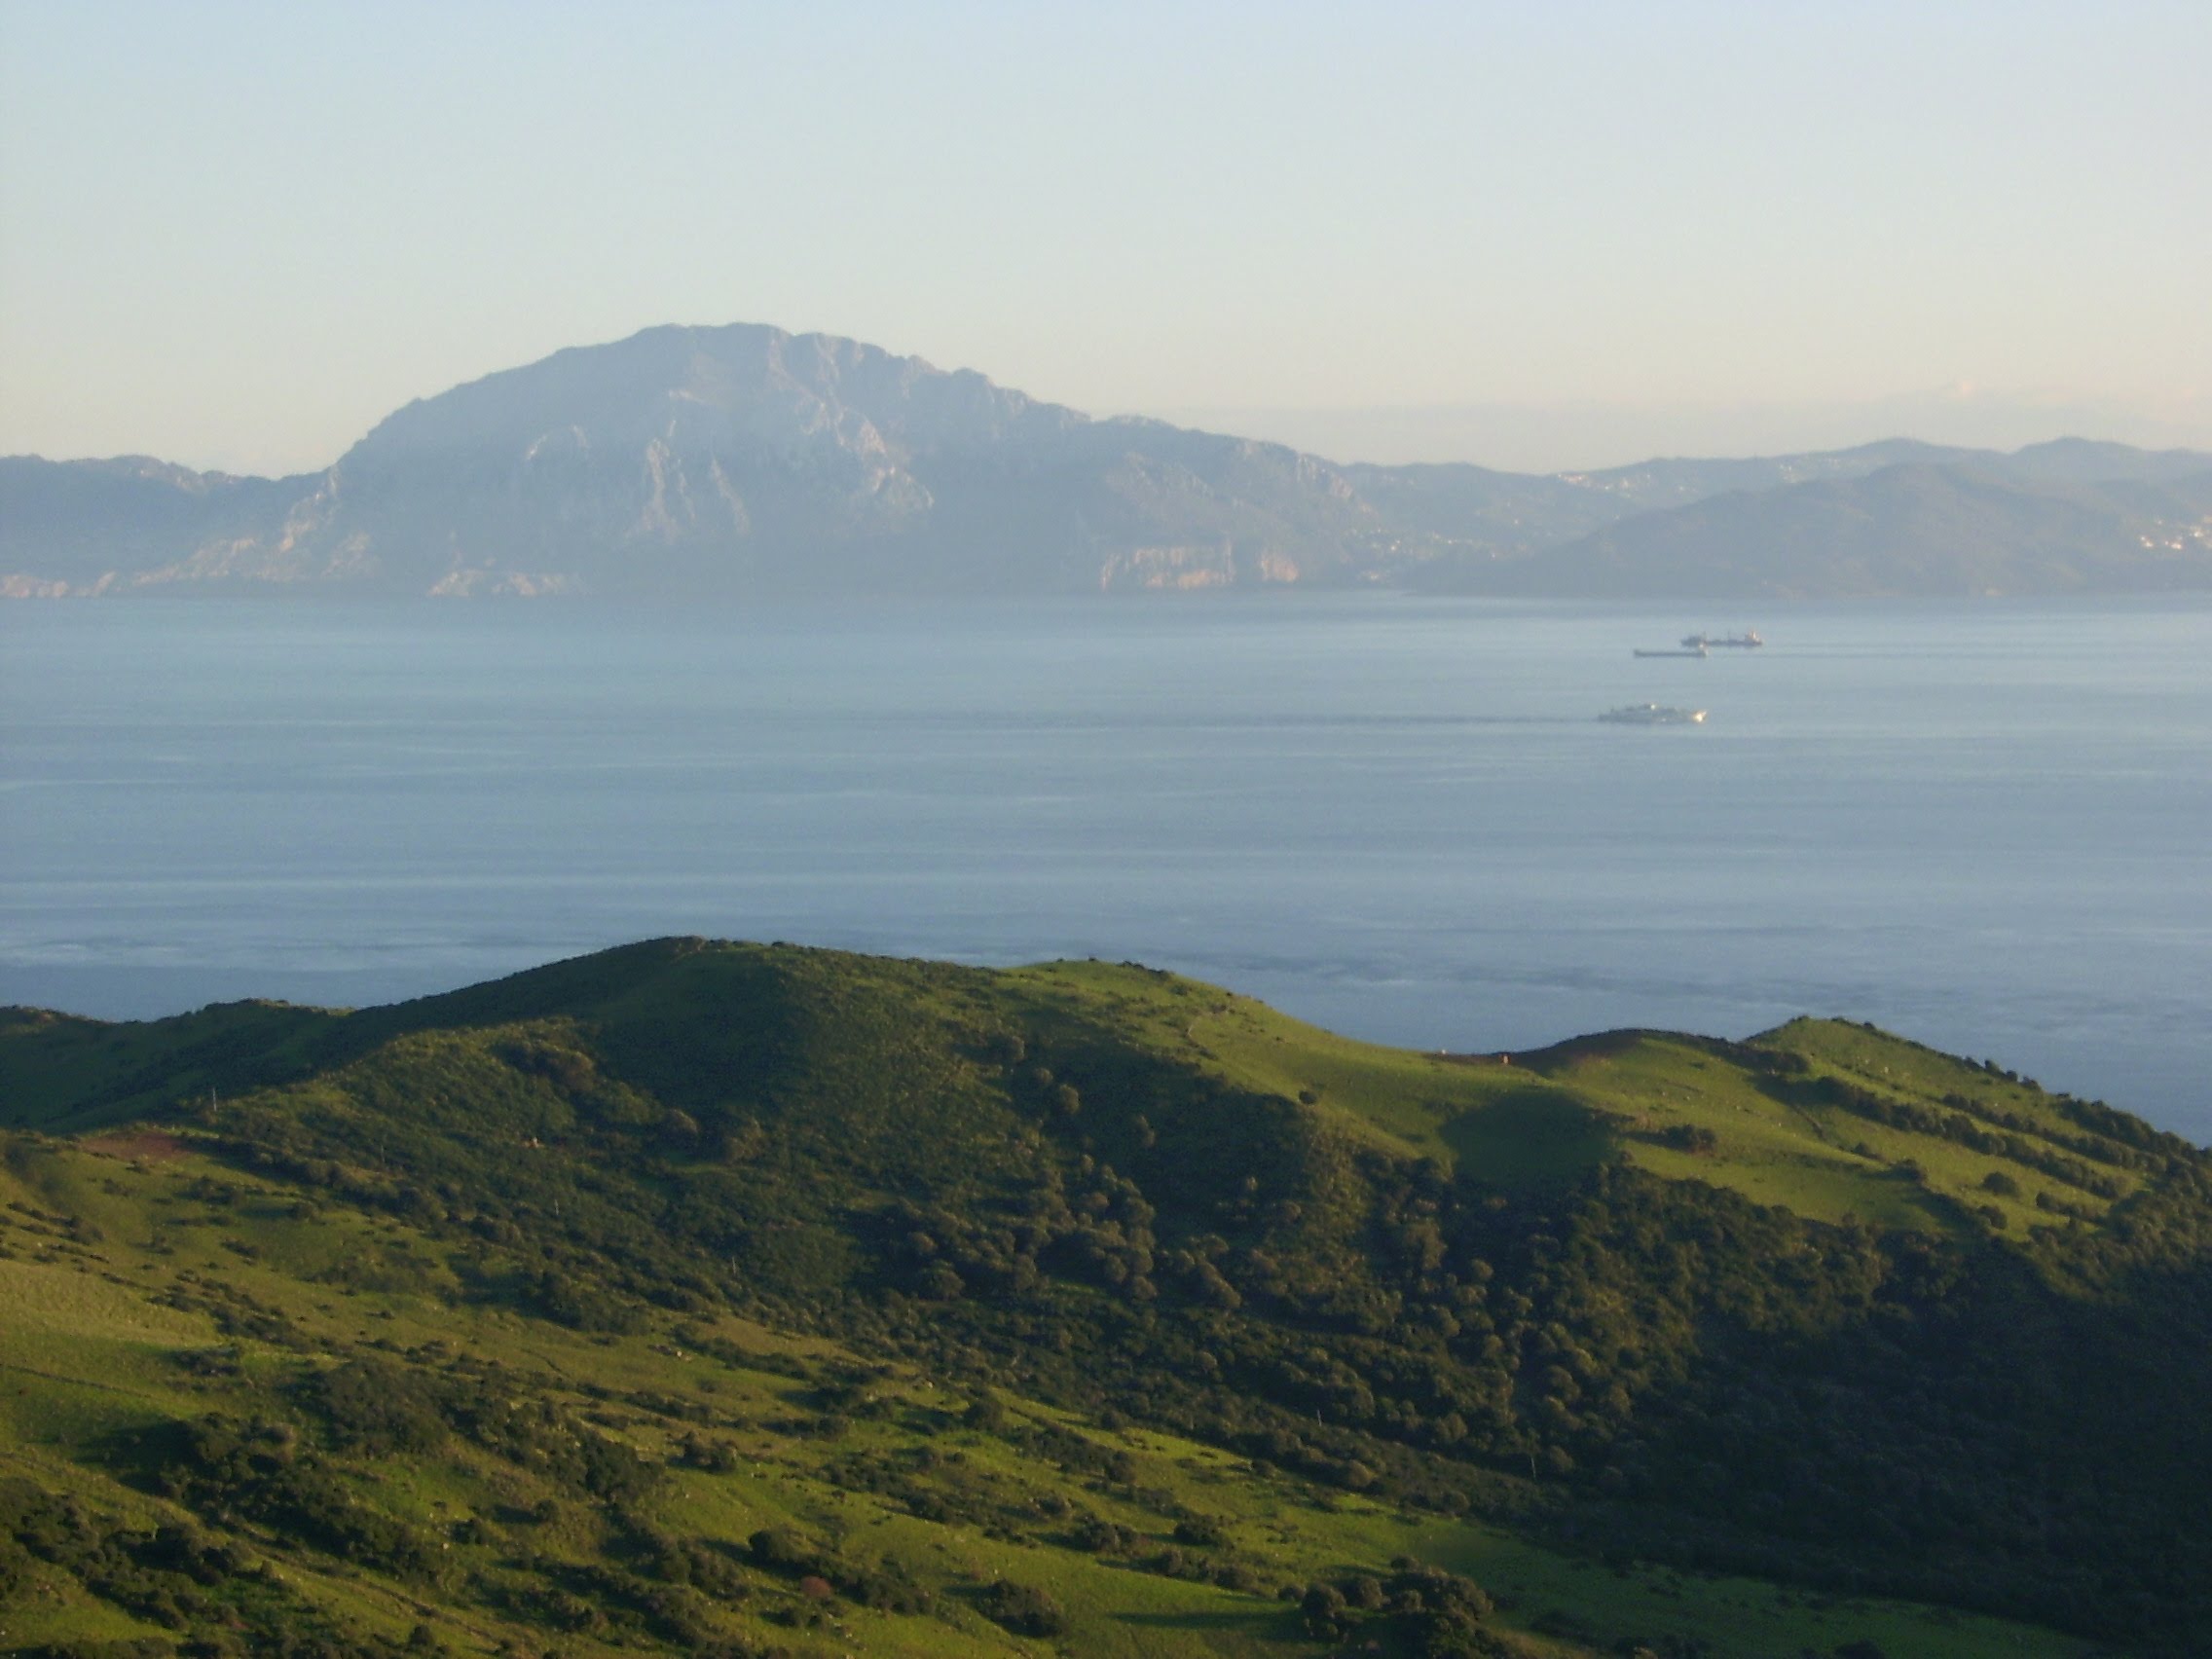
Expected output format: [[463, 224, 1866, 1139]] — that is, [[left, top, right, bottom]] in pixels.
[[7, 323, 2210, 599]]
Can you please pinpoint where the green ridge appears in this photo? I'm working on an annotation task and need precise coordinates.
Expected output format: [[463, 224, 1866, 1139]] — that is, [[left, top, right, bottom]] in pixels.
[[3, 937, 2206, 1658]]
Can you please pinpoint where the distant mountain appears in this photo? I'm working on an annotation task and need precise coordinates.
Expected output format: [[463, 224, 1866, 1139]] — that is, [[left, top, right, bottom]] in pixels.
[[1555, 437, 1981, 512], [1419, 461, 2212, 599], [1335, 460, 1631, 560], [0, 456, 308, 597], [4, 326, 1404, 597], [1998, 435, 2212, 486], [5, 322, 2209, 599]]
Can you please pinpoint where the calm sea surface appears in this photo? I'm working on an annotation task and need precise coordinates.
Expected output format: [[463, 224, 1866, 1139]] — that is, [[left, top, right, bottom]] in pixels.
[[4, 595, 2208, 1142]]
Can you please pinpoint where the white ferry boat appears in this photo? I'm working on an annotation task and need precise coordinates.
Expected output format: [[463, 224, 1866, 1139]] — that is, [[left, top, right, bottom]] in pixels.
[[1681, 631, 1762, 648], [1598, 704, 1708, 725]]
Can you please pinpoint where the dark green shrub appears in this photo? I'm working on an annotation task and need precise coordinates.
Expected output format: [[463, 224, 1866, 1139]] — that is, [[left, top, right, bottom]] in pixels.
[[976, 1578, 1065, 1637]]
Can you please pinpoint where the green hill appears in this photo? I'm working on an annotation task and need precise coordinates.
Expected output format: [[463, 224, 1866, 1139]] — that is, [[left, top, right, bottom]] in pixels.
[[3, 938, 2207, 1658]]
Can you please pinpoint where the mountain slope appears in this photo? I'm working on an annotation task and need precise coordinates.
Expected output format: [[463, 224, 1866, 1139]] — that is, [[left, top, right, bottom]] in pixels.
[[1421, 461, 2212, 598], [1557, 439, 1978, 512], [5, 327, 1401, 598], [5, 939, 2208, 1655], [0, 1135, 2081, 1659], [8, 323, 2210, 600], [0, 457, 308, 597]]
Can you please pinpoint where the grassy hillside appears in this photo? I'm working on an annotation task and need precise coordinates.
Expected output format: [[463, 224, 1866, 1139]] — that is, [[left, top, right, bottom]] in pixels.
[[4, 938, 2207, 1658]]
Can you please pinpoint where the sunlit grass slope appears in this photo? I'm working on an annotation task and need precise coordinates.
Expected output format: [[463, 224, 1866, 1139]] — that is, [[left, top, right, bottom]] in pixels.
[[0, 1136, 2084, 1659], [1009, 957, 2175, 1239], [4, 937, 2207, 1658]]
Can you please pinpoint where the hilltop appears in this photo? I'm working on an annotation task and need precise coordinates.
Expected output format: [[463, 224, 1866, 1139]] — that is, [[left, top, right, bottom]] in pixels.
[[3, 939, 2209, 1657], [1418, 460, 2212, 599], [5, 324, 2208, 599]]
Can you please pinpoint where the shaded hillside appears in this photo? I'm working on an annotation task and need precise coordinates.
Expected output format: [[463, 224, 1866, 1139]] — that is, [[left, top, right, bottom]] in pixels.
[[1997, 436, 2212, 485], [1424, 461, 2212, 598], [1555, 439, 1975, 513], [1536, 434, 2212, 514], [0, 458, 306, 598], [4, 940, 2208, 1656], [1333, 462, 1627, 562]]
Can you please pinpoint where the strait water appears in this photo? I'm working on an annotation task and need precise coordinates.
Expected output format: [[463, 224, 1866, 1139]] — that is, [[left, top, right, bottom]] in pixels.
[[3, 595, 2208, 1142]]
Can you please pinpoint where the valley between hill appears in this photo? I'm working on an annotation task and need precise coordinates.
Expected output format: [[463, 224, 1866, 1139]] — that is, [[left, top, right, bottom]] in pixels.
[[3, 939, 2206, 1658]]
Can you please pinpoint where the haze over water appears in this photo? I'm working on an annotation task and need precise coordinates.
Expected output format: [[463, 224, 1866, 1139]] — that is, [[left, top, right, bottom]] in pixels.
[[4, 595, 2207, 1144]]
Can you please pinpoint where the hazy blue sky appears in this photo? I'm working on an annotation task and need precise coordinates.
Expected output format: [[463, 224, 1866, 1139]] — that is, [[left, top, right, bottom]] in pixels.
[[4, 0, 2207, 473]]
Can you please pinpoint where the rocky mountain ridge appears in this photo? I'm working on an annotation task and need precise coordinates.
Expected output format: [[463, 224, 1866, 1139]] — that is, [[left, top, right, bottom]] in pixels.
[[7, 322, 2210, 598]]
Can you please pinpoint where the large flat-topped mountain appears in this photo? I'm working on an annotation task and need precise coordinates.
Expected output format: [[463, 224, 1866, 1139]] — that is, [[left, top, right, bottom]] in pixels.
[[6, 322, 2210, 598], [7, 324, 1392, 598]]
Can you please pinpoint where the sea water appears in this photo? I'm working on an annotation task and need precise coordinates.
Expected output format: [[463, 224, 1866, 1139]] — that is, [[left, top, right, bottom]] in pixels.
[[4, 593, 2207, 1142]]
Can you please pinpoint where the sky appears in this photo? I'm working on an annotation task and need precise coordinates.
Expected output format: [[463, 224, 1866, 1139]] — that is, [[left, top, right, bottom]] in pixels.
[[2, 0, 2208, 475]]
